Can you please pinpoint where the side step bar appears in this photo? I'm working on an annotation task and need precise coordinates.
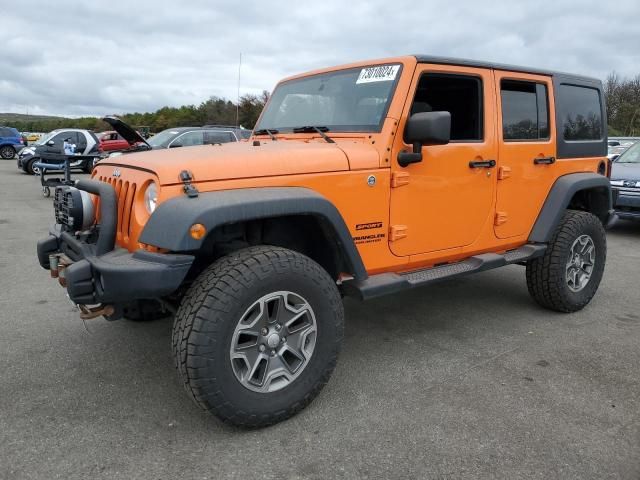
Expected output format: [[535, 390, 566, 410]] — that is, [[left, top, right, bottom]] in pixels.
[[342, 244, 546, 301]]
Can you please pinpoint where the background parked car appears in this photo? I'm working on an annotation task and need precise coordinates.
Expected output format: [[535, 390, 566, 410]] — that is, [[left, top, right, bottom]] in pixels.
[[25, 132, 42, 142], [610, 141, 640, 220], [97, 131, 134, 152], [101, 116, 250, 161], [18, 129, 100, 174], [0, 126, 26, 159]]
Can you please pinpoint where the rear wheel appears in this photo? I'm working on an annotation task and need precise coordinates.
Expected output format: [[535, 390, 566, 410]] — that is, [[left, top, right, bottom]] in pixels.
[[172, 246, 344, 427], [526, 210, 606, 312], [0, 145, 15, 159]]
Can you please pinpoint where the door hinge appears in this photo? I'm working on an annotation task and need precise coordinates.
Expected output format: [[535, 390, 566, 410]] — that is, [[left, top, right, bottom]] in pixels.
[[494, 212, 508, 226], [391, 171, 410, 188], [389, 225, 408, 241], [498, 166, 511, 180]]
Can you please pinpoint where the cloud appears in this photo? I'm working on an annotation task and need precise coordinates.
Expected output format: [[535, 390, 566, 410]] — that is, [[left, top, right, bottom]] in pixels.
[[1, 0, 638, 116]]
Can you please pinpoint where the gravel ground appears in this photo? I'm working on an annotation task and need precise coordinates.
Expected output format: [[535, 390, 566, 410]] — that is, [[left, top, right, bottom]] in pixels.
[[1, 160, 639, 479]]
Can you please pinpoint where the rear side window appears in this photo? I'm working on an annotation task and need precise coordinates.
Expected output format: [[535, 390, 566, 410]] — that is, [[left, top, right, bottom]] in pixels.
[[204, 131, 235, 144], [0, 127, 17, 137], [558, 85, 602, 141], [409, 73, 483, 141], [501, 80, 549, 141]]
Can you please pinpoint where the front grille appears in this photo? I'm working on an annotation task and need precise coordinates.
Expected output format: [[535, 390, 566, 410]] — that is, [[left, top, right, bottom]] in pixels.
[[97, 176, 137, 243]]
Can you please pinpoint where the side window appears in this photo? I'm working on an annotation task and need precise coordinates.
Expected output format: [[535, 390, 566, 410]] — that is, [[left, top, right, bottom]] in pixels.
[[501, 80, 549, 141], [409, 73, 483, 141], [51, 133, 66, 145], [76, 132, 87, 151], [558, 84, 602, 141], [175, 131, 203, 146], [204, 131, 235, 144], [0, 127, 11, 137]]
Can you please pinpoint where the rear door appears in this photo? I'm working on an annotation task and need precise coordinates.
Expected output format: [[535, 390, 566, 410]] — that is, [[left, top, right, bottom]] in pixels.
[[493, 72, 556, 238], [389, 64, 498, 256]]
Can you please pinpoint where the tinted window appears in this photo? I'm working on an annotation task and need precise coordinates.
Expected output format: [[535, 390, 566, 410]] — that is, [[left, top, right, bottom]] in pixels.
[[558, 85, 602, 141], [76, 132, 87, 150], [204, 131, 235, 144], [501, 80, 549, 140], [174, 131, 203, 146], [410, 73, 483, 141], [0, 127, 15, 137]]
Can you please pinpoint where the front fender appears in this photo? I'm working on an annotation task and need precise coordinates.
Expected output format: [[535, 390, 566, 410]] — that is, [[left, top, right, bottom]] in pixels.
[[139, 187, 367, 280]]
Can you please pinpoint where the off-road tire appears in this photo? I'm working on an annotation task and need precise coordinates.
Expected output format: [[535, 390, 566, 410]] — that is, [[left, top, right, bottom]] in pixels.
[[172, 245, 344, 428], [526, 210, 606, 313]]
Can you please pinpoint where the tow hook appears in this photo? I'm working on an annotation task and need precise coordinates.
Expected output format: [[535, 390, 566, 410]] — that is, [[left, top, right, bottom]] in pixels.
[[49, 253, 73, 286], [78, 304, 115, 320]]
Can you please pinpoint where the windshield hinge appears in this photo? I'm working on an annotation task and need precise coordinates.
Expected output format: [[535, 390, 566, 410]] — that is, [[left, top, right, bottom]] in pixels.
[[179, 170, 199, 198]]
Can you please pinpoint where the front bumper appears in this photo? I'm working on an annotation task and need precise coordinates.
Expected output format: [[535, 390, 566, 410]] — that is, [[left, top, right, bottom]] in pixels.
[[612, 186, 640, 220], [36, 179, 194, 305]]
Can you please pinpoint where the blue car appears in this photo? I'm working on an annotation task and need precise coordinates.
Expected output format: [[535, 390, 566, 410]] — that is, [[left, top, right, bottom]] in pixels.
[[0, 126, 25, 159]]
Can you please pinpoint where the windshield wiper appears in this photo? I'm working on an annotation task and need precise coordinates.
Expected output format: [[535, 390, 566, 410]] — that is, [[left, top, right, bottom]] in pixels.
[[254, 128, 278, 141], [292, 126, 335, 143]]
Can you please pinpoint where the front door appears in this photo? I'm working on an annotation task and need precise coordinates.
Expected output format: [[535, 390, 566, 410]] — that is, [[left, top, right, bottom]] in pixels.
[[389, 65, 498, 256]]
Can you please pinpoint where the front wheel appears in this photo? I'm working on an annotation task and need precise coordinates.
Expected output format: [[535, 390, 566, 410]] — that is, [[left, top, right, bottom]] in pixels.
[[526, 210, 606, 312], [27, 157, 41, 175], [172, 246, 344, 427]]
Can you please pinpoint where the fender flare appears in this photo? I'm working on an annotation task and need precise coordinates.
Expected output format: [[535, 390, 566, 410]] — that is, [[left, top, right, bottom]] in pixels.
[[139, 187, 367, 280], [528, 172, 613, 243]]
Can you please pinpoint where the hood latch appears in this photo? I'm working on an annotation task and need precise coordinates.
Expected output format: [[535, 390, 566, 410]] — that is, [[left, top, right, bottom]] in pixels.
[[179, 170, 199, 198]]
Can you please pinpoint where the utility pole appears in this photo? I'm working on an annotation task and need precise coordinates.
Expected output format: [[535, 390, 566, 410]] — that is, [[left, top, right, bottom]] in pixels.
[[235, 53, 242, 127]]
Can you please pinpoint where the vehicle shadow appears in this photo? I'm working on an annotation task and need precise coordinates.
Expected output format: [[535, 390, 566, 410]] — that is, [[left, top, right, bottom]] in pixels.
[[608, 218, 640, 236]]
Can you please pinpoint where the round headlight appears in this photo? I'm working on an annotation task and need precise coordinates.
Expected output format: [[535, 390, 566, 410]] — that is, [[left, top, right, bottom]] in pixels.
[[144, 182, 158, 214]]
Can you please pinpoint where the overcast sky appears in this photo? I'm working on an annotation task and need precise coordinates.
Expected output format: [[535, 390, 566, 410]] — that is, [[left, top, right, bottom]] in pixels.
[[2, 0, 639, 117]]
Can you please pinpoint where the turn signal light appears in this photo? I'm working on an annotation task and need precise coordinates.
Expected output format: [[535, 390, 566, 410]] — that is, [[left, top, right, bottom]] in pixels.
[[189, 223, 206, 240]]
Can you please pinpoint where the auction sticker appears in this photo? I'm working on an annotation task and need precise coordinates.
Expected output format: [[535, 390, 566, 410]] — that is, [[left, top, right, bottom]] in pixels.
[[356, 65, 400, 84]]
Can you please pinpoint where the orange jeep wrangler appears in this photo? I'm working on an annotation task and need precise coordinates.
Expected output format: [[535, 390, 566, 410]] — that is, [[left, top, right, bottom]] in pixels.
[[37, 55, 613, 427]]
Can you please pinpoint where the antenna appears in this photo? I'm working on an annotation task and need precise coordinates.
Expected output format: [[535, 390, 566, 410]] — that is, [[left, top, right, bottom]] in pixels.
[[235, 52, 242, 127]]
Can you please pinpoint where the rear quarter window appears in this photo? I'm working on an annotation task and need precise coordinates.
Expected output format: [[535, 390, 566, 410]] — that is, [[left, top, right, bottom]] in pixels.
[[558, 84, 603, 141], [554, 77, 606, 159]]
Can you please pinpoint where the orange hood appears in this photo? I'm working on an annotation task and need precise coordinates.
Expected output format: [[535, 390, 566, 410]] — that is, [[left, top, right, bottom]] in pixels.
[[104, 140, 379, 185]]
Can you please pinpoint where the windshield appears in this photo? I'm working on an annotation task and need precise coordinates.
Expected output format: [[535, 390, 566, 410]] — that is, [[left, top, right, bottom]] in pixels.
[[147, 129, 181, 148], [34, 131, 57, 145], [255, 64, 402, 133], [615, 142, 640, 163]]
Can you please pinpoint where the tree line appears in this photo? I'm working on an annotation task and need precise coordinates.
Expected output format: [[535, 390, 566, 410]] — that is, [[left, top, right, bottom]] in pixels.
[[9, 91, 270, 134], [7, 73, 640, 137], [604, 73, 640, 136]]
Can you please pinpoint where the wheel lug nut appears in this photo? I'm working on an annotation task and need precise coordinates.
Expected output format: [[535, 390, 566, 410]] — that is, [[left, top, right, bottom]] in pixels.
[[260, 328, 268, 336], [275, 324, 282, 331], [281, 337, 286, 343], [259, 344, 265, 352], [270, 349, 276, 356]]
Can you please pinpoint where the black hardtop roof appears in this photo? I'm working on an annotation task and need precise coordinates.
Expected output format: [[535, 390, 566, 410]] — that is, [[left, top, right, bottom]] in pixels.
[[413, 55, 601, 85]]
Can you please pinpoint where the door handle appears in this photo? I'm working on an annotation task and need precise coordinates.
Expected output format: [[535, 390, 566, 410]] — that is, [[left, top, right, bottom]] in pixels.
[[469, 159, 496, 168], [533, 156, 556, 165]]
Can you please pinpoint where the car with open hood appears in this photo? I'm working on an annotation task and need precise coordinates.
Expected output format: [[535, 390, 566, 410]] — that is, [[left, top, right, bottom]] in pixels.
[[101, 116, 250, 161]]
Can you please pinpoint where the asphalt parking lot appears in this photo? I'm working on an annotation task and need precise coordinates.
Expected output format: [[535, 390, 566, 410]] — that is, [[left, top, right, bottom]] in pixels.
[[1, 159, 639, 480]]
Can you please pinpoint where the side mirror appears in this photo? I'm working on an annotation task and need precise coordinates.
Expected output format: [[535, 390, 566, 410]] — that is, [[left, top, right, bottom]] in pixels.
[[46, 140, 55, 147], [398, 111, 451, 167], [169, 142, 182, 148]]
